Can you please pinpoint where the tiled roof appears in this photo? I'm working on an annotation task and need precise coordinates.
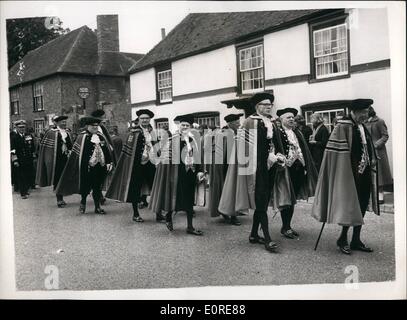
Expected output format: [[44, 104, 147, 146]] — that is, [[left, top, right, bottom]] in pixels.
[[9, 26, 144, 87], [129, 9, 332, 73]]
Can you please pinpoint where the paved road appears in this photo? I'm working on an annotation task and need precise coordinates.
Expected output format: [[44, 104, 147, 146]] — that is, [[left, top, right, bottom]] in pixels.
[[12, 187, 395, 291]]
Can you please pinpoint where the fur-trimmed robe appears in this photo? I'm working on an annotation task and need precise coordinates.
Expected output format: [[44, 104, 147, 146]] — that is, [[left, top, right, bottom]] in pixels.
[[55, 131, 112, 196], [311, 118, 380, 226], [148, 131, 203, 213], [218, 114, 317, 215], [35, 128, 72, 189], [105, 127, 156, 203]]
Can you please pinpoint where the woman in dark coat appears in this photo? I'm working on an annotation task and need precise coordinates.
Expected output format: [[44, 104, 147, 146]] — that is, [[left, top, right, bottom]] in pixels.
[[309, 113, 329, 172], [365, 106, 393, 203]]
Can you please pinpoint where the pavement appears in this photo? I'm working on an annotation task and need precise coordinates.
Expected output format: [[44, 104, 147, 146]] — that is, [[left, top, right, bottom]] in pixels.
[[12, 187, 395, 291]]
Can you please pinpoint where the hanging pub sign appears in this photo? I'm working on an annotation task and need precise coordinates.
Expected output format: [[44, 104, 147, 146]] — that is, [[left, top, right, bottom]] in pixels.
[[77, 87, 90, 99], [77, 87, 90, 110]]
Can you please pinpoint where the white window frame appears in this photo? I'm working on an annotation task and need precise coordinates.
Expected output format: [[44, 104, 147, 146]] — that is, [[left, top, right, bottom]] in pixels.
[[195, 116, 220, 128], [157, 69, 172, 103], [33, 119, 46, 136], [155, 120, 169, 139], [10, 88, 20, 115], [313, 23, 349, 79], [33, 82, 44, 111], [238, 44, 264, 94], [305, 108, 345, 132]]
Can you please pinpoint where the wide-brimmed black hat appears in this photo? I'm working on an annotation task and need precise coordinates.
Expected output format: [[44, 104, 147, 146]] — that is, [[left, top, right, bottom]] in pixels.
[[349, 99, 374, 111], [136, 109, 154, 118], [53, 115, 68, 122], [80, 116, 102, 126], [175, 114, 194, 125], [276, 108, 298, 117], [224, 113, 244, 123], [250, 92, 274, 107], [90, 109, 105, 118]]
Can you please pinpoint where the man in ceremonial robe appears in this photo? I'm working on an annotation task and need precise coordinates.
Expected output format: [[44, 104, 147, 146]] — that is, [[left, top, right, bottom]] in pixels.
[[90, 109, 117, 204], [149, 114, 205, 236], [106, 109, 158, 222], [55, 116, 113, 214], [207, 113, 244, 225], [10, 120, 36, 199], [276, 108, 318, 239], [219, 93, 290, 252], [35, 115, 73, 207], [311, 99, 379, 254]]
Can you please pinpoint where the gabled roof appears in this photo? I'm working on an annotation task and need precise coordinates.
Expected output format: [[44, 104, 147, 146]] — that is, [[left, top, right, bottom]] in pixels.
[[129, 9, 338, 73], [9, 26, 144, 87]]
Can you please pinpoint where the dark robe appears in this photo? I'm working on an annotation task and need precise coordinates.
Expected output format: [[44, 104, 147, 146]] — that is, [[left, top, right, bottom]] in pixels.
[[365, 116, 393, 187], [207, 128, 235, 217], [278, 126, 319, 201], [105, 126, 157, 203], [218, 114, 296, 214], [10, 131, 36, 195], [309, 124, 329, 172], [35, 128, 73, 189], [55, 131, 112, 196], [149, 131, 203, 213], [312, 117, 379, 226]]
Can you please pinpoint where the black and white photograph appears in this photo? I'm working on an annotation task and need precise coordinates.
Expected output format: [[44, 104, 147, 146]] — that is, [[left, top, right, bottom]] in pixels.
[[0, 1, 405, 300]]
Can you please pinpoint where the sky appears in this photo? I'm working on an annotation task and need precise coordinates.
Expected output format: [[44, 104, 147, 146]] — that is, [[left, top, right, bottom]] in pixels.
[[0, 0, 388, 55]]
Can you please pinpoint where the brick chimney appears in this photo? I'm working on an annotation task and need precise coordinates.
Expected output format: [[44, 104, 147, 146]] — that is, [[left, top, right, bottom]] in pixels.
[[96, 15, 119, 52]]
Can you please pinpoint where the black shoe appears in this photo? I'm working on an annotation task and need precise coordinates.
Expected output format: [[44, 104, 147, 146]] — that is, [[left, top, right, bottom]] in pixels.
[[249, 236, 266, 244], [220, 213, 230, 222], [21, 195, 28, 199], [156, 213, 166, 222], [95, 208, 105, 214], [350, 241, 374, 252], [79, 204, 86, 214], [186, 228, 203, 236], [132, 215, 144, 222], [57, 201, 64, 208], [337, 240, 351, 255], [165, 212, 173, 231], [281, 229, 297, 239], [61, 200, 67, 206], [230, 217, 242, 226], [265, 241, 278, 253]]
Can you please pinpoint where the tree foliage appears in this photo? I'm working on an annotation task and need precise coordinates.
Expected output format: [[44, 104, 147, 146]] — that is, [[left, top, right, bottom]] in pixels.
[[7, 17, 70, 69]]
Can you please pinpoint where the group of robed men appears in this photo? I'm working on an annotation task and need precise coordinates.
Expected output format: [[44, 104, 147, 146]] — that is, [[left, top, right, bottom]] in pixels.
[[24, 92, 380, 254]]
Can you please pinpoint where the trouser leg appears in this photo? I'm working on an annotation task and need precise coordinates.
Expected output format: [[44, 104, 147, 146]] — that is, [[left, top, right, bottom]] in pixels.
[[187, 210, 194, 230], [17, 165, 29, 196], [280, 206, 295, 231], [56, 194, 63, 201], [338, 226, 350, 244], [132, 202, 140, 217], [80, 194, 87, 205], [250, 211, 261, 238]]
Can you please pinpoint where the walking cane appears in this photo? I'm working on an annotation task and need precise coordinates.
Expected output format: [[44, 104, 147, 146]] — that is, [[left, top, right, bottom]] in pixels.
[[314, 222, 325, 251]]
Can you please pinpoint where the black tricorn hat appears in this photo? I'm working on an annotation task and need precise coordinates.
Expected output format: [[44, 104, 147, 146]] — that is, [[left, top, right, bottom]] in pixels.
[[53, 115, 68, 122], [136, 109, 154, 118], [276, 108, 298, 117], [250, 92, 274, 107], [90, 109, 105, 118], [224, 113, 244, 123], [175, 114, 194, 125], [80, 116, 102, 127], [349, 99, 374, 111]]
